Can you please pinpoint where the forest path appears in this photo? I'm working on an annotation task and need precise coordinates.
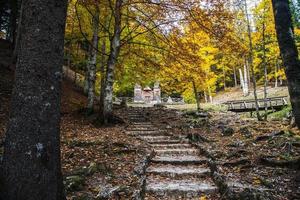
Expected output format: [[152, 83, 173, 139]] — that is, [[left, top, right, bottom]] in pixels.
[[125, 108, 219, 199]]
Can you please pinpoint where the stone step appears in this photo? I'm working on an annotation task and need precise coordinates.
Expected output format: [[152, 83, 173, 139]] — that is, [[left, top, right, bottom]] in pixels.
[[130, 119, 149, 122], [129, 118, 147, 121], [146, 164, 210, 177], [139, 135, 173, 142], [126, 127, 158, 131], [154, 148, 199, 156], [150, 143, 192, 149], [130, 124, 154, 128], [126, 130, 162, 134], [131, 122, 152, 125], [151, 155, 208, 165], [126, 131, 167, 137], [128, 116, 145, 119], [146, 179, 217, 197], [147, 140, 184, 144]]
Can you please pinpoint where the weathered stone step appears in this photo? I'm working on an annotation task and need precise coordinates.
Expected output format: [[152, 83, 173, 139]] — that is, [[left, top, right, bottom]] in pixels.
[[150, 143, 192, 149], [128, 124, 156, 128], [129, 118, 147, 121], [127, 131, 167, 137], [151, 155, 208, 165], [130, 119, 148, 122], [126, 130, 162, 134], [139, 135, 173, 142], [147, 140, 184, 144], [146, 164, 210, 177], [126, 128, 159, 132], [146, 179, 217, 197], [131, 122, 152, 125], [154, 148, 199, 156]]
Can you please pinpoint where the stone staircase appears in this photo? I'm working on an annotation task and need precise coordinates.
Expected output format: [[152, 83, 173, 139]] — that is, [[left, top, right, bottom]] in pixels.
[[125, 108, 219, 199]]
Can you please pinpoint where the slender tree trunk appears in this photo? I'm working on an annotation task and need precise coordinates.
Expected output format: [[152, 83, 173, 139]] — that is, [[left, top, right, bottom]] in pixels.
[[275, 58, 278, 88], [100, 0, 123, 124], [243, 62, 249, 96], [233, 66, 238, 87], [239, 68, 246, 95], [245, 0, 262, 120], [207, 86, 213, 103], [192, 79, 200, 112], [86, 8, 99, 112], [272, 0, 300, 128], [245, 58, 251, 90], [0, 0, 67, 199], [204, 92, 208, 103], [262, 14, 268, 121], [222, 65, 226, 90]]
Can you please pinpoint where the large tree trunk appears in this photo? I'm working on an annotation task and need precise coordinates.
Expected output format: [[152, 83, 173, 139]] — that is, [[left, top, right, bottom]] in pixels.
[[0, 0, 67, 199], [272, 0, 300, 128], [100, 0, 122, 124], [86, 8, 100, 112]]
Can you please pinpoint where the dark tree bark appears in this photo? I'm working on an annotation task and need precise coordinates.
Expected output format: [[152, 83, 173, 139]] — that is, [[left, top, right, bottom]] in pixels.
[[272, 0, 300, 128], [86, 7, 100, 112], [99, 40, 107, 116], [0, 0, 68, 199], [100, 0, 123, 124]]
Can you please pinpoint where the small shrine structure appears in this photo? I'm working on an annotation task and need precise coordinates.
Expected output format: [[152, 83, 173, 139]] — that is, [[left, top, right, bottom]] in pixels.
[[134, 82, 161, 104]]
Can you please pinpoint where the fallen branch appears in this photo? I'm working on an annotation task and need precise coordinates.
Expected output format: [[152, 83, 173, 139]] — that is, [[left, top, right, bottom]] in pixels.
[[255, 130, 285, 142], [259, 156, 300, 169], [223, 158, 251, 167]]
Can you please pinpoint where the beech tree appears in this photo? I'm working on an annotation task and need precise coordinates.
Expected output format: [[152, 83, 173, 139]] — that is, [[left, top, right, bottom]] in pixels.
[[272, 0, 300, 128], [0, 0, 68, 199]]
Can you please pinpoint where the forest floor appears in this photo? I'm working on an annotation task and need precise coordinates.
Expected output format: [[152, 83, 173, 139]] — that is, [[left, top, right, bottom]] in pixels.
[[0, 67, 299, 199]]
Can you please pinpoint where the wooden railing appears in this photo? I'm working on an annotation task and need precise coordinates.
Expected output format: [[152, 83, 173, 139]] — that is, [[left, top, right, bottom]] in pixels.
[[224, 96, 288, 112]]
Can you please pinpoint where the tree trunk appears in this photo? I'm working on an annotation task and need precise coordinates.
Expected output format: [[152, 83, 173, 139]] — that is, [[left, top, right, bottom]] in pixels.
[[204, 92, 208, 103], [86, 8, 100, 113], [0, 0, 67, 199], [239, 68, 246, 95], [233, 66, 238, 87], [100, 0, 123, 124], [272, 0, 300, 128], [222, 65, 226, 90], [9, 0, 18, 45], [243, 62, 249, 96], [192, 80, 200, 112], [245, 0, 262, 121], [262, 12, 268, 121], [99, 40, 106, 115], [275, 58, 278, 88]]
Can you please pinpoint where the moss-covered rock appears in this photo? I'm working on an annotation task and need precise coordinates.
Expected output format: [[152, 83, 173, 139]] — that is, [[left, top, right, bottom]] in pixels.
[[64, 175, 85, 192]]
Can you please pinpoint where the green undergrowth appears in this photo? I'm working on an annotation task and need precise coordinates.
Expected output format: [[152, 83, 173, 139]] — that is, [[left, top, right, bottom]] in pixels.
[[268, 105, 292, 120]]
